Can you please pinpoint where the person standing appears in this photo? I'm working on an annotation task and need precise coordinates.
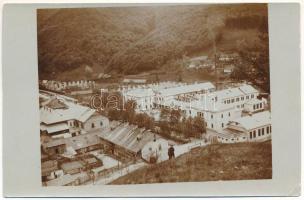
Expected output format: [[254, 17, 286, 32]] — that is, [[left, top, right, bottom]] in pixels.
[[168, 145, 175, 160]]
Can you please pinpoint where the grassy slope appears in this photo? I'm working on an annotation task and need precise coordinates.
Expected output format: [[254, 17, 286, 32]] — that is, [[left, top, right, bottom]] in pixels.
[[111, 141, 272, 184]]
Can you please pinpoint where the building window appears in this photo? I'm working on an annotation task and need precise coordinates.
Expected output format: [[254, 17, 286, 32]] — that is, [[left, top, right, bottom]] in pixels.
[[231, 99, 235, 103], [251, 94, 254, 98], [241, 97, 244, 100], [227, 100, 230, 104], [224, 100, 226, 104], [211, 124, 214, 128], [91, 123, 95, 128], [221, 114, 223, 118], [221, 123, 224, 128], [270, 126, 272, 133], [211, 114, 213, 119], [250, 132, 252, 139], [228, 112, 231, 117], [258, 129, 261, 136], [246, 96, 249, 99], [236, 98, 239, 102], [253, 105, 256, 110], [81, 123, 84, 129], [100, 121, 103, 126], [253, 130, 256, 138], [260, 103, 263, 108], [267, 126, 270, 134], [262, 128, 265, 135]]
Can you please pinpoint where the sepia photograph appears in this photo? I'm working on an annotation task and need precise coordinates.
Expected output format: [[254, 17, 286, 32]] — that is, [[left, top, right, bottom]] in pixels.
[[37, 4, 272, 186]]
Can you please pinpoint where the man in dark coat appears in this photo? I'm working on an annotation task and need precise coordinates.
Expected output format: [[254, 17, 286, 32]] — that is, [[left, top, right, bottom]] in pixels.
[[168, 145, 175, 160]]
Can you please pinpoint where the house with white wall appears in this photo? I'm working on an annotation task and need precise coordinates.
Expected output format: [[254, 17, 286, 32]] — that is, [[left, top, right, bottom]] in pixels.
[[209, 111, 272, 143], [227, 111, 272, 142], [121, 81, 269, 133], [40, 95, 109, 139]]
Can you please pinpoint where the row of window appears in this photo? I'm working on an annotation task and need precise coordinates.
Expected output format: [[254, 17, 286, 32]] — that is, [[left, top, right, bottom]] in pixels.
[[253, 103, 263, 110], [223, 94, 255, 104], [220, 112, 231, 119], [198, 112, 231, 119], [207, 122, 227, 129], [217, 136, 246, 142], [69, 121, 84, 129], [69, 121, 103, 129], [249, 125, 272, 139], [236, 104, 245, 109], [91, 121, 103, 128]]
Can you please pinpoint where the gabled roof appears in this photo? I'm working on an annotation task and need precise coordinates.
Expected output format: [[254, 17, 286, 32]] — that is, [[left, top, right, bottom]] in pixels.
[[230, 111, 271, 130], [40, 99, 96, 124], [239, 84, 258, 95], [158, 82, 215, 97], [45, 98, 69, 109]]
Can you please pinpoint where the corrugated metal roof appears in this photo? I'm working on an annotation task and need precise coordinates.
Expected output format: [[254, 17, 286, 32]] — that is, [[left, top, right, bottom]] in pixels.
[[99, 123, 157, 153]]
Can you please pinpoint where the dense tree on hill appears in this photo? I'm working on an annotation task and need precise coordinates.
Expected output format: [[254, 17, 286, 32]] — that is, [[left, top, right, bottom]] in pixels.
[[37, 4, 268, 80]]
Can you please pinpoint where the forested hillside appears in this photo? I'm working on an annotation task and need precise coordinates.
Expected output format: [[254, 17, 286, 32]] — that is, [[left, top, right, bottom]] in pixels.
[[37, 4, 268, 80]]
